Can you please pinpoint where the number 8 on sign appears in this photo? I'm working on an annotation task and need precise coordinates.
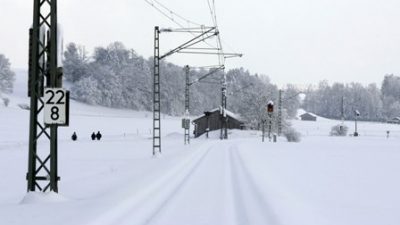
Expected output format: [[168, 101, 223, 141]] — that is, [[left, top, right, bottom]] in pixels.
[[44, 88, 68, 125], [51, 106, 60, 120]]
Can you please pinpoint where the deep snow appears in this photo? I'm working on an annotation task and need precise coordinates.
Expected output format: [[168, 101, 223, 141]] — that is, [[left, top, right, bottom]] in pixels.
[[1, 72, 400, 225]]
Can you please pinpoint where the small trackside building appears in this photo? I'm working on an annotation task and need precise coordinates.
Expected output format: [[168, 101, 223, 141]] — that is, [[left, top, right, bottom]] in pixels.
[[192, 108, 245, 138], [388, 117, 400, 124], [300, 112, 317, 121]]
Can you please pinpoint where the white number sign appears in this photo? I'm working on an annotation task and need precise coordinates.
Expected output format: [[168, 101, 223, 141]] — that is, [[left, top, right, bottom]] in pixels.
[[44, 88, 68, 125]]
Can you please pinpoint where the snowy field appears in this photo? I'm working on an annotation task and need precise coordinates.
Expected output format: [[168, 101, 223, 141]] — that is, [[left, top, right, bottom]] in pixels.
[[1, 73, 400, 225]]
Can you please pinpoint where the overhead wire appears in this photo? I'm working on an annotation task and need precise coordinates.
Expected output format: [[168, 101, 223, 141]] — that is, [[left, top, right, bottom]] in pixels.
[[144, 0, 240, 66], [145, 0, 241, 84], [206, 0, 241, 61], [152, 0, 202, 27], [212, 0, 218, 28], [144, 0, 218, 49], [206, 0, 225, 67], [207, 0, 217, 27], [144, 0, 185, 28], [221, 39, 240, 56]]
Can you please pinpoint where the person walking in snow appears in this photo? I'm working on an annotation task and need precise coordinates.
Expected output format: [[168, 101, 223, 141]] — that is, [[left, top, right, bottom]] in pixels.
[[71, 132, 77, 141], [91, 132, 96, 141], [96, 131, 102, 140]]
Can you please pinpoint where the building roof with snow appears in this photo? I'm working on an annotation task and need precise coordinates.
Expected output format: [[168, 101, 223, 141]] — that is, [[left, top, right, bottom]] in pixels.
[[388, 117, 400, 124], [300, 112, 317, 121], [192, 108, 241, 121], [192, 108, 244, 138]]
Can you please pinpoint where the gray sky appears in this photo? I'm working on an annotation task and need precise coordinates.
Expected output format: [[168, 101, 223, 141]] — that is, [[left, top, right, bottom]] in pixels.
[[1, 0, 399, 87]]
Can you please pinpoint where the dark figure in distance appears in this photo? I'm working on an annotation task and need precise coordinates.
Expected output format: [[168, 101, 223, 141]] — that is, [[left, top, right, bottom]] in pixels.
[[71, 132, 77, 141], [91, 132, 96, 140], [96, 131, 102, 140]]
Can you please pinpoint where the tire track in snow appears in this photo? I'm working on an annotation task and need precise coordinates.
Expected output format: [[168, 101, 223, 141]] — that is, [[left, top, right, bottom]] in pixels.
[[87, 141, 215, 225], [137, 142, 235, 225], [139, 145, 214, 225], [228, 144, 281, 225]]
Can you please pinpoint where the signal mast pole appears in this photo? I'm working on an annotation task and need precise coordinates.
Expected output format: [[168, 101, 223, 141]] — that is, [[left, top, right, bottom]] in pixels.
[[184, 65, 190, 145], [220, 76, 228, 139], [278, 89, 283, 136]]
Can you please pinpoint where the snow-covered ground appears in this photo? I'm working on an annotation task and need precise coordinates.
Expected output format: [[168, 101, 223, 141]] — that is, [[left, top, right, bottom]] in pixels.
[[1, 72, 400, 225]]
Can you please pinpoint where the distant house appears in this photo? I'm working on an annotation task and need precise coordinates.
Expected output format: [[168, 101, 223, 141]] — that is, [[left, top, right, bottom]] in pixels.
[[388, 117, 400, 124], [192, 108, 244, 138], [300, 112, 317, 121]]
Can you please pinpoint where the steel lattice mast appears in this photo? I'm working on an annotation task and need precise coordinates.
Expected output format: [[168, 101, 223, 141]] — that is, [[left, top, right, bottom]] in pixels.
[[27, 0, 63, 192], [152, 26, 218, 155], [153, 26, 161, 155]]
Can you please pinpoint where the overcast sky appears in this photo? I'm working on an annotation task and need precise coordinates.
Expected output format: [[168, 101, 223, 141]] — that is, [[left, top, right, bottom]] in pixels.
[[1, 0, 399, 87]]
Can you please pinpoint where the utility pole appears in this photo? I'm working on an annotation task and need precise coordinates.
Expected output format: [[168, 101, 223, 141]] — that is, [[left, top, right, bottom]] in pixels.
[[341, 96, 345, 123], [183, 65, 190, 145], [267, 101, 274, 141], [268, 115, 272, 141], [278, 89, 283, 136], [220, 75, 228, 140], [354, 110, 360, 137], [261, 119, 266, 142], [27, 0, 68, 192], [339, 96, 345, 132]]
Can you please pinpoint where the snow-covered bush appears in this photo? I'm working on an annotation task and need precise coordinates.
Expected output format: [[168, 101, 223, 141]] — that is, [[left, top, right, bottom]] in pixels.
[[330, 124, 348, 136], [2, 97, 9, 107], [283, 127, 301, 142]]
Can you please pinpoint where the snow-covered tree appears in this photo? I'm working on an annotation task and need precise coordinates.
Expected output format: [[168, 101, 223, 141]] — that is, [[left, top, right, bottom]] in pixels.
[[63, 43, 89, 83], [282, 84, 301, 119], [381, 74, 400, 119], [0, 54, 15, 94], [302, 79, 395, 121]]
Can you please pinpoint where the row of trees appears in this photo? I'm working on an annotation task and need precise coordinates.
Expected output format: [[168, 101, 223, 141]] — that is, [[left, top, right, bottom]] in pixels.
[[63, 42, 300, 126], [303, 75, 400, 121], [0, 54, 15, 95], [5, 42, 400, 124]]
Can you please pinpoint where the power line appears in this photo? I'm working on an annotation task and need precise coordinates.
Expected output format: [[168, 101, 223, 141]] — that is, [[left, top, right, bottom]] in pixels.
[[206, 0, 241, 60], [221, 39, 240, 57], [144, 0, 218, 49], [212, 0, 218, 28], [152, 0, 202, 26], [145, 0, 241, 61], [206, 0, 225, 66], [207, 0, 217, 26], [144, 0, 185, 28]]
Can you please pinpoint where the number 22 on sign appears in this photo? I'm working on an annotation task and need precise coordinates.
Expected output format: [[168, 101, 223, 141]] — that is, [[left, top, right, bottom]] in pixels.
[[44, 88, 67, 125]]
